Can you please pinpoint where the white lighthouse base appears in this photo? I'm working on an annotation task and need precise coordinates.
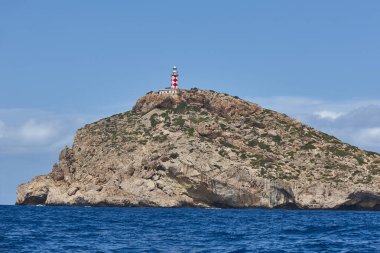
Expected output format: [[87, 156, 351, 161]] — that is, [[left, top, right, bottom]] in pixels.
[[159, 89, 179, 95]]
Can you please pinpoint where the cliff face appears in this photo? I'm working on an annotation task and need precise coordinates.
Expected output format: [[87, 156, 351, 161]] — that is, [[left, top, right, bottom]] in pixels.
[[16, 89, 380, 210]]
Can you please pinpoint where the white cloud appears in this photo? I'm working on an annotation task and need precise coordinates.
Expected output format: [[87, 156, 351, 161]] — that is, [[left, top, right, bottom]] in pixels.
[[0, 109, 92, 155], [256, 96, 322, 107], [251, 96, 323, 115], [251, 96, 380, 116], [19, 120, 58, 143], [0, 120, 5, 138], [355, 128, 380, 147], [313, 110, 344, 120], [0, 103, 132, 155]]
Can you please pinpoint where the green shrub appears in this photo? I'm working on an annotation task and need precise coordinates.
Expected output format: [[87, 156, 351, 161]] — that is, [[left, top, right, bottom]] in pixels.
[[169, 153, 179, 159], [247, 140, 271, 152], [218, 149, 227, 157], [301, 142, 316, 150], [138, 140, 147, 145], [161, 112, 170, 122], [174, 102, 188, 114], [328, 147, 351, 157], [354, 156, 365, 165], [320, 133, 340, 143], [304, 131, 315, 138], [251, 155, 273, 167], [370, 167, 380, 175], [220, 140, 236, 149], [150, 113, 159, 128], [186, 128, 195, 136], [358, 175, 373, 184], [272, 135, 282, 143], [351, 170, 360, 176], [190, 117, 208, 124], [219, 123, 227, 131], [173, 116, 185, 127], [324, 163, 334, 170], [366, 150, 380, 156], [153, 134, 168, 142]]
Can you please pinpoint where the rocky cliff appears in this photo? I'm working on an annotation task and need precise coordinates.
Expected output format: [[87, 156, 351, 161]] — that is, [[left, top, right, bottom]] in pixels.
[[16, 89, 380, 210]]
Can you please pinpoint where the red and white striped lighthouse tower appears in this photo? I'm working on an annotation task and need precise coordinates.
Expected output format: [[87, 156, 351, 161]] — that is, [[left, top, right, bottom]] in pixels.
[[171, 66, 179, 89]]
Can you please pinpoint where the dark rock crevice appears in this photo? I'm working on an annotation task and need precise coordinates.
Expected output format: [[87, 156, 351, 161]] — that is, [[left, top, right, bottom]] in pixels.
[[20, 194, 48, 206], [336, 191, 380, 211]]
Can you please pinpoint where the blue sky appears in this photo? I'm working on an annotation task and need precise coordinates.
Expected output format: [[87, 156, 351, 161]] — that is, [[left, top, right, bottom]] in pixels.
[[1, 1, 379, 204]]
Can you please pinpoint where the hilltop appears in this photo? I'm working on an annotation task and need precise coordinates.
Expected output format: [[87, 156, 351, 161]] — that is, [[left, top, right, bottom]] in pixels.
[[16, 89, 380, 209]]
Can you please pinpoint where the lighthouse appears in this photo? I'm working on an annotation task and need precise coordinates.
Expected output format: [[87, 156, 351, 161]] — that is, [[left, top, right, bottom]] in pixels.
[[171, 66, 179, 89], [159, 66, 180, 95]]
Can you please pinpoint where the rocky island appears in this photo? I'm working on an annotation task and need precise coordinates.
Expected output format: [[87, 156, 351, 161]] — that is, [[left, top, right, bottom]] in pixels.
[[16, 89, 380, 210]]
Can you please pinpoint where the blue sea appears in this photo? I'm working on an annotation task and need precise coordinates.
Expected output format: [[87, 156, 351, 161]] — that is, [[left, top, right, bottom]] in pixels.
[[0, 206, 379, 252]]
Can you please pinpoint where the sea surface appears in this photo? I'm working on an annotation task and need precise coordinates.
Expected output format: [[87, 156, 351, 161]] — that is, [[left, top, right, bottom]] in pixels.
[[0, 206, 379, 252]]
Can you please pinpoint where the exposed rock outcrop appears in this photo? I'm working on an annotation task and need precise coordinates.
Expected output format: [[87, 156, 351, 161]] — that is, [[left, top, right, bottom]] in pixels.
[[16, 89, 380, 210]]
